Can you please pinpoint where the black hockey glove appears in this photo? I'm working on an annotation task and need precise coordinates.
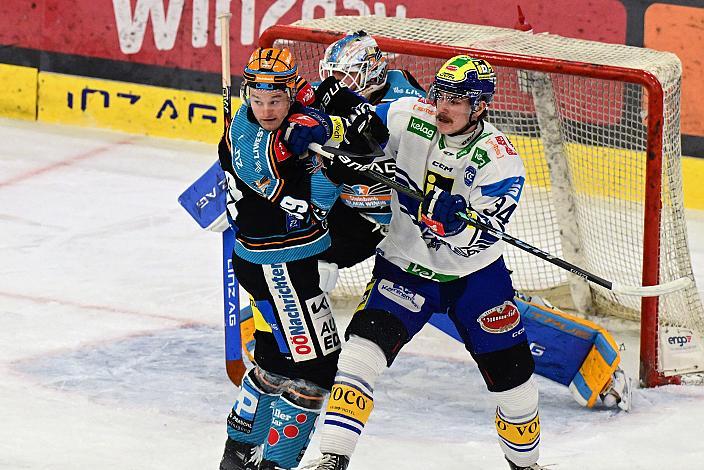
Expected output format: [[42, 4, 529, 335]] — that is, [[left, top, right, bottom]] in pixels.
[[340, 104, 389, 153], [315, 76, 367, 115], [217, 131, 235, 175], [321, 109, 388, 186]]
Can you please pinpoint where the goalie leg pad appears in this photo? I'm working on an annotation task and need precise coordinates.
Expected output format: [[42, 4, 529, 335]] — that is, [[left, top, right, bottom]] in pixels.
[[226, 367, 288, 445], [321, 335, 387, 457], [492, 377, 540, 468]]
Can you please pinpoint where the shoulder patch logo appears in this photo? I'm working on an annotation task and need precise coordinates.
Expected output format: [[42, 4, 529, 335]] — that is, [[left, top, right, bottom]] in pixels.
[[471, 147, 490, 168], [407, 117, 437, 141]]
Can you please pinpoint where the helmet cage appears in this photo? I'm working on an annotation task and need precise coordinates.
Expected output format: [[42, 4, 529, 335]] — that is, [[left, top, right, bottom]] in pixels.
[[318, 32, 388, 95]]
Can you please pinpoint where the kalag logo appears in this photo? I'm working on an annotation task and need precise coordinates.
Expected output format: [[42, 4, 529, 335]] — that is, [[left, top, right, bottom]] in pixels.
[[407, 117, 437, 140]]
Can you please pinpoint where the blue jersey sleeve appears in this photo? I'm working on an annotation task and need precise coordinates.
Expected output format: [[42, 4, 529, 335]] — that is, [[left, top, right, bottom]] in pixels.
[[373, 102, 391, 126]]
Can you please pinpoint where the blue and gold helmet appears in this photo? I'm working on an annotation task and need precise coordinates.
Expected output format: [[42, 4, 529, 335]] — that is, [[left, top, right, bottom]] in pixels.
[[429, 56, 496, 112], [241, 47, 298, 103]]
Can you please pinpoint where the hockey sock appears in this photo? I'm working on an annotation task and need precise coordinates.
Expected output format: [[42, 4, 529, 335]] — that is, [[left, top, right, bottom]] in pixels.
[[492, 376, 541, 468], [320, 335, 387, 458], [227, 367, 288, 445], [263, 379, 326, 468]]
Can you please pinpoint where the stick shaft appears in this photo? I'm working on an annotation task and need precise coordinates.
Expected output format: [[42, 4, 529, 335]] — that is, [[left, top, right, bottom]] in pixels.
[[219, 13, 232, 127], [309, 143, 690, 297]]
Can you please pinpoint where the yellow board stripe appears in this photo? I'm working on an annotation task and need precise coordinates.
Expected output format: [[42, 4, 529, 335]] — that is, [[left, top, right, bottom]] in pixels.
[[37, 71, 236, 144], [0, 64, 38, 120]]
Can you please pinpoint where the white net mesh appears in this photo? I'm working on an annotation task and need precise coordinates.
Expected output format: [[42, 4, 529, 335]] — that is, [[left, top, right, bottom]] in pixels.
[[269, 16, 703, 339]]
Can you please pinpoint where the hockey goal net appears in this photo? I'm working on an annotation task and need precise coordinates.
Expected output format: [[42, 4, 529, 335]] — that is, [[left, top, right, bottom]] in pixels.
[[259, 16, 703, 387]]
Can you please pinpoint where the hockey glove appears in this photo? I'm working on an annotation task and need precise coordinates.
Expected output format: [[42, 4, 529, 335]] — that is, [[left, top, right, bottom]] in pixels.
[[315, 76, 367, 115], [320, 115, 380, 185], [340, 104, 389, 153], [420, 187, 468, 236], [281, 107, 333, 156]]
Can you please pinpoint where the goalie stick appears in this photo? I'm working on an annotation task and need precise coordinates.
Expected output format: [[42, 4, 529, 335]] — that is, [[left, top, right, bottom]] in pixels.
[[219, 12, 246, 387], [309, 142, 692, 297]]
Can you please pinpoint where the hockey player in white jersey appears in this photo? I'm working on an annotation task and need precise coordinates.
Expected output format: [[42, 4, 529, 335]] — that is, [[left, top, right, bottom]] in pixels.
[[308, 56, 545, 470]]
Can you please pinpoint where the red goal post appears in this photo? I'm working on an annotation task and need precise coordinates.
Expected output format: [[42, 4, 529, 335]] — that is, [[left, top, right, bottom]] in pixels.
[[258, 16, 703, 388]]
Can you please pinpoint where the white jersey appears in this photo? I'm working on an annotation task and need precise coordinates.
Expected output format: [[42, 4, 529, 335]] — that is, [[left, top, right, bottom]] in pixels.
[[374, 96, 526, 280]]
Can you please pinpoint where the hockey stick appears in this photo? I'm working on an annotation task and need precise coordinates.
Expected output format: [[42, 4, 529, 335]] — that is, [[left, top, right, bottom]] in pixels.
[[219, 12, 246, 387], [309, 142, 693, 297], [219, 13, 232, 136]]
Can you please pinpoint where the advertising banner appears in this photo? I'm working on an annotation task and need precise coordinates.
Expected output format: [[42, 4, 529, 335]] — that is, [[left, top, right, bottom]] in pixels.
[[0, 0, 625, 79], [38, 72, 229, 142]]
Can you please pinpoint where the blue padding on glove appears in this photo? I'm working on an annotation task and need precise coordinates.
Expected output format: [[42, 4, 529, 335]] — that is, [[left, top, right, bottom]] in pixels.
[[282, 107, 333, 155], [420, 188, 467, 236]]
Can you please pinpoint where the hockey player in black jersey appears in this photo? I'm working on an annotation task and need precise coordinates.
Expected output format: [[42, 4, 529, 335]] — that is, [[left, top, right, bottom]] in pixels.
[[218, 47, 385, 470]]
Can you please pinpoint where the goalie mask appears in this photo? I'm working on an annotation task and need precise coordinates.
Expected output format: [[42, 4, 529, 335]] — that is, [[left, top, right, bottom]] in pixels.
[[319, 31, 388, 97], [429, 56, 496, 115], [241, 47, 298, 105]]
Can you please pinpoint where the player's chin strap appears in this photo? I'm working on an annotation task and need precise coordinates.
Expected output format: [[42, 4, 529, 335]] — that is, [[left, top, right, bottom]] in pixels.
[[308, 141, 693, 298]]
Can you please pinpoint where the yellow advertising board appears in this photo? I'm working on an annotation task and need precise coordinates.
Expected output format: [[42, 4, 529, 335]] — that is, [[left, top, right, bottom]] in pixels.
[[38, 72, 241, 144], [0, 64, 38, 120]]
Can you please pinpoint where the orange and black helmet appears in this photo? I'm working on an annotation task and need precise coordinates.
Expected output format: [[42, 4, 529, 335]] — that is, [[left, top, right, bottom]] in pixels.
[[241, 47, 298, 103]]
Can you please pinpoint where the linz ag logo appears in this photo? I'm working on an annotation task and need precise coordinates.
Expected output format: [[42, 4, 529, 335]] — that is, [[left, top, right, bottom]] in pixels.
[[407, 117, 437, 140], [477, 301, 521, 333]]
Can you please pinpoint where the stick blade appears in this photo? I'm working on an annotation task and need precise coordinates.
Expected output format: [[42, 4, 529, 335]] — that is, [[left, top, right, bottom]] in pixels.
[[611, 276, 693, 297]]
